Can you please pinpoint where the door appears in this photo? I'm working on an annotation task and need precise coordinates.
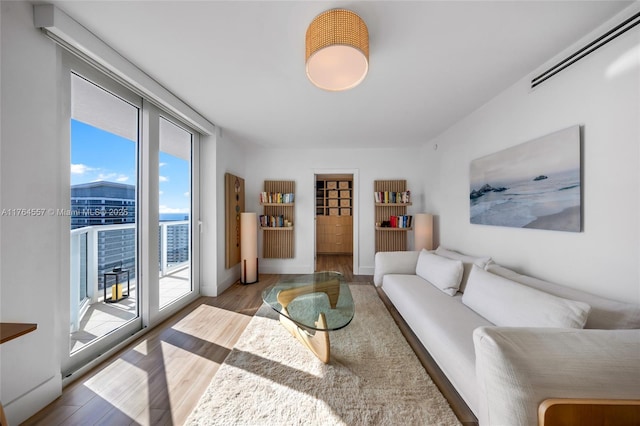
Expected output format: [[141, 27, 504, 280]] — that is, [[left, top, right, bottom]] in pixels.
[[65, 60, 143, 374]]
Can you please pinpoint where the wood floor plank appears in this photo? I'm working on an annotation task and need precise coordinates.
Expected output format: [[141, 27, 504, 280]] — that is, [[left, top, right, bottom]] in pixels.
[[24, 257, 373, 426]]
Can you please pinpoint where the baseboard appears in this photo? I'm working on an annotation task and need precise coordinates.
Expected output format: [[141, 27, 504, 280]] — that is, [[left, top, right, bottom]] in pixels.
[[4, 374, 61, 425], [357, 265, 374, 275], [258, 264, 312, 274], [375, 287, 479, 426]]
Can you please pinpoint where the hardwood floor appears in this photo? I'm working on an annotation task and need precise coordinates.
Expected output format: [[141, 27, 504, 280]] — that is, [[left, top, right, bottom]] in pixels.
[[24, 258, 371, 426], [315, 253, 370, 283]]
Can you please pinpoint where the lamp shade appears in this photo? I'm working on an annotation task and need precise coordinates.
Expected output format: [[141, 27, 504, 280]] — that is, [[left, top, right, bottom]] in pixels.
[[414, 213, 434, 251], [240, 212, 258, 284], [305, 9, 369, 91]]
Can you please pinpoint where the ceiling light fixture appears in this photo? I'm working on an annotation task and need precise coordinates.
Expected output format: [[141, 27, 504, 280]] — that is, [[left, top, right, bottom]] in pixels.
[[305, 9, 369, 91]]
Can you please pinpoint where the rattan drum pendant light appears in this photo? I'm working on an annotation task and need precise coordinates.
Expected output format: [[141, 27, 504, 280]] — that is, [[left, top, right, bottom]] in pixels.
[[305, 9, 369, 91]]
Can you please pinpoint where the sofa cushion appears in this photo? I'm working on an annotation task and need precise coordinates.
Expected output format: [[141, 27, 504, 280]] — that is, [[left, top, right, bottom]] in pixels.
[[381, 273, 492, 415], [415, 250, 463, 296], [435, 246, 491, 293], [462, 265, 591, 328], [373, 250, 421, 287], [486, 263, 640, 329], [473, 327, 640, 426]]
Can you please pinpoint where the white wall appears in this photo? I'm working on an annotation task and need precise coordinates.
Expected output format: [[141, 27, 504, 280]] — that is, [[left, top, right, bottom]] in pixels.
[[421, 15, 640, 303], [199, 131, 218, 296], [199, 129, 250, 296], [214, 131, 250, 295], [244, 147, 424, 276], [0, 2, 63, 423]]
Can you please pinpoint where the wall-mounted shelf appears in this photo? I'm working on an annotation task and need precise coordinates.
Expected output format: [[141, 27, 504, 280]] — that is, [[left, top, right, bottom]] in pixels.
[[261, 180, 295, 258], [0, 322, 37, 344], [375, 180, 412, 252]]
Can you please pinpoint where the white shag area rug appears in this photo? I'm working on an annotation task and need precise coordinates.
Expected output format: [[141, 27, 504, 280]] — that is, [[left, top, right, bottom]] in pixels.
[[186, 284, 461, 426]]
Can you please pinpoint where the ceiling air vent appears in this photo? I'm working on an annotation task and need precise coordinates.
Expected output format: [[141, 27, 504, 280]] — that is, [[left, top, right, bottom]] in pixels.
[[531, 11, 640, 89]]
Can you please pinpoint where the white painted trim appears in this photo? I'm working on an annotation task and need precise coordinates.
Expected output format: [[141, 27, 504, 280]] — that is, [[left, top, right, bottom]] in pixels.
[[3, 375, 61, 426], [33, 4, 215, 136]]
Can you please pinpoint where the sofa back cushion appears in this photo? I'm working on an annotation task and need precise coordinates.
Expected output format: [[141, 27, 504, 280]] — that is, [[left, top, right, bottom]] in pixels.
[[435, 246, 491, 293], [415, 250, 463, 296], [462, 265, 591, 328], [486, 263, 640, 329]]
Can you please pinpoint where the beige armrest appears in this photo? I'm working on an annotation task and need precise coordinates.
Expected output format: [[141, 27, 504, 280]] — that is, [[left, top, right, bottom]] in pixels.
[[539, 398, 640, 426]]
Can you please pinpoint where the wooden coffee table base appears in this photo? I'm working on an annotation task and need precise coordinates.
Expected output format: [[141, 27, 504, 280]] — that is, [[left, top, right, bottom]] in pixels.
[[279, 309, 330, 363]]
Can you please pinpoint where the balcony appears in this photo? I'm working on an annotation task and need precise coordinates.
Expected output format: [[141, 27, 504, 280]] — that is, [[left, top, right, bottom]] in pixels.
[[70, 221, 191, 353]]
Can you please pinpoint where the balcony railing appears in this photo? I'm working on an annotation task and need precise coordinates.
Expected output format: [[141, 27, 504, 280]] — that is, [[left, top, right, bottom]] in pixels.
[[70, 221, 190, 332]]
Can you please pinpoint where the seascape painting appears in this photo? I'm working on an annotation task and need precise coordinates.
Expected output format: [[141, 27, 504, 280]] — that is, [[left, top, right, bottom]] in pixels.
[[470, 125, 581, 232]]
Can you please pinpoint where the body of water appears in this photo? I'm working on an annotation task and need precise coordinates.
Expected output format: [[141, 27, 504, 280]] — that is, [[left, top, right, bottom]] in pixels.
[[470, 169, 580, 228], [160, 213, 190, 222]]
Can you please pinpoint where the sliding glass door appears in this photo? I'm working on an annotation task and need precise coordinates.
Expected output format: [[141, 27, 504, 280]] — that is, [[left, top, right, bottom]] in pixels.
[[66, 66, 143, 372], [158, 117, 193, 308], [62, 53, 200, 376]]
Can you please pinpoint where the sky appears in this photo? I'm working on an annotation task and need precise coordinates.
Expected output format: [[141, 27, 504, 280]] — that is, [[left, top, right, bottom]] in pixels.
[[71, 119, 190, 215], [470, 125, 580, 187]]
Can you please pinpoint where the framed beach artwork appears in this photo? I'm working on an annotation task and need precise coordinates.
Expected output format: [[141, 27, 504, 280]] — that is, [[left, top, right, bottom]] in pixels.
[[469, 125, 581, 232]]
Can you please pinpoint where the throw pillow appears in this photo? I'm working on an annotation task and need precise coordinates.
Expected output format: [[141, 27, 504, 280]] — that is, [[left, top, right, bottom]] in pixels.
[[486, 262, 640, 329], [435, 246, 491, 293], [462, 265, 591, 328], [415, 249, 463, 296]]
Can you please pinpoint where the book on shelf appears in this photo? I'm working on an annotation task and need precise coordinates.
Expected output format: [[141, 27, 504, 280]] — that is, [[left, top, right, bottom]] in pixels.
[[374, 191, 411, 204], [259, 192, 295, 204], [259, 214, 292, 228], [381, 215, 413, 228]]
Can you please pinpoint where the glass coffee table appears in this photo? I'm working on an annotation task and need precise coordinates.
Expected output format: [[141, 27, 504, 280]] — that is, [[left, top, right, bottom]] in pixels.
[[262, 271, 354, 363]]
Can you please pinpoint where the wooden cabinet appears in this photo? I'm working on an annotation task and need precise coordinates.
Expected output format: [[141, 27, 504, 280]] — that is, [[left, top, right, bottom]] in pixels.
[[316, 174, 353, 254], [260, 180, 294, 258], [374, 179, 412, 253], [316, 175, 352, 216], [317, 216, 353, 254]]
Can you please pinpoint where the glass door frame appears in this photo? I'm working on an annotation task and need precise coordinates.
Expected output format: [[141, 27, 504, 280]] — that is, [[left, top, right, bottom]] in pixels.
[[61, 54, 143, 376], [60, 53, 201, 378]]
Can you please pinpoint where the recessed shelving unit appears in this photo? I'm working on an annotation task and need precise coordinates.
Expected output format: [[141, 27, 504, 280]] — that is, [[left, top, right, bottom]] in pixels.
[[316, 175, 353, 254], [374, 179, 412, 252], [260, 180, 295, 258]]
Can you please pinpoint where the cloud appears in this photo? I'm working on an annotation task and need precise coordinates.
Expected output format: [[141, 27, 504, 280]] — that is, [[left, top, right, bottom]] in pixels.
[[71, 164, 93, 175], [159, 191, 164, 195], [159, 176, 169, 182], [94, 173, 117, 181], [159, 162, 167, 167], [184, 192, 190, 197], [91, 173, 131, 184], [159, 205, 189, 214]]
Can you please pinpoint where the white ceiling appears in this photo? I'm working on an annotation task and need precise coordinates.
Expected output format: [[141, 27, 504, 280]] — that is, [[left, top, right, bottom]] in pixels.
[[53, 1, 632, 149]]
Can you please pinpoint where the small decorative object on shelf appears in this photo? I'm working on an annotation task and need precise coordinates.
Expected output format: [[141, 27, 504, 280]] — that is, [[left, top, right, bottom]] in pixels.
[[262, 180, 295, 258], [374, 179, 413, 252]]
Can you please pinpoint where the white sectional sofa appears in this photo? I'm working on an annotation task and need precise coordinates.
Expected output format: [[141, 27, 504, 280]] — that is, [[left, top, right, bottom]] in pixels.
[[374, 247, 640, 426]]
